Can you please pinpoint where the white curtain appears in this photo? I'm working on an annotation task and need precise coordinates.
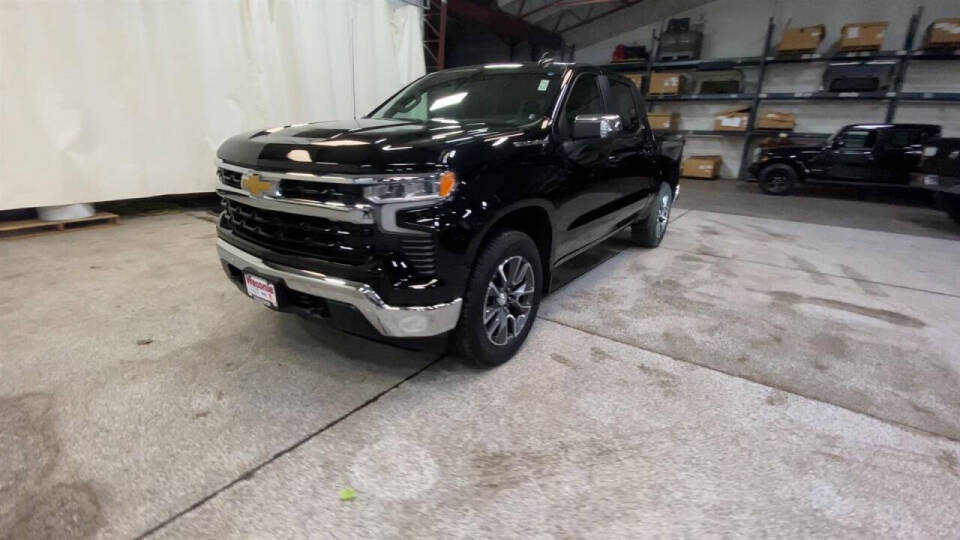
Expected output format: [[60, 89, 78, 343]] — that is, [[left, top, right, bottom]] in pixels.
[[0, 0, 425, 211]]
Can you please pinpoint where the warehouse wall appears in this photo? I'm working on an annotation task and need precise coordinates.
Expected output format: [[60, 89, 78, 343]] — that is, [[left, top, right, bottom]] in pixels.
[[576, 0, 960, 178], [0, 0, 425, 211]]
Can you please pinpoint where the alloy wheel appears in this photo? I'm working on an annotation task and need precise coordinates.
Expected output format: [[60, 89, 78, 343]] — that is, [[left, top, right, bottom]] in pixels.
[[483, 255, 535, 346], [656, 190, 672, 239]]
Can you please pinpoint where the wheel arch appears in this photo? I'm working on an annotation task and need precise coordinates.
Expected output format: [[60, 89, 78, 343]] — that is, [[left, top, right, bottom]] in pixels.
[[466, 200, 556, 293]]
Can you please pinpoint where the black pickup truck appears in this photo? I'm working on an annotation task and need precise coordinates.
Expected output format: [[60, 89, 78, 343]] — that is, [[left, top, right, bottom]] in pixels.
[[750, 123, 941, 195], [912, 137, 960, 224], [215, 62, 682, 364]]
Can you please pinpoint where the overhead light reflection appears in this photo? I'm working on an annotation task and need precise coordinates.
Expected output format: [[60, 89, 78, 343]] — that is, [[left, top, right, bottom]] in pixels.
[[430, 92, 468, 111]]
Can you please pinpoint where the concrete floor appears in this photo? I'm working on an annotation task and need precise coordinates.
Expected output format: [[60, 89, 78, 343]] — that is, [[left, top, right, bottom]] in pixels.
[[2, 185, 959, 539]]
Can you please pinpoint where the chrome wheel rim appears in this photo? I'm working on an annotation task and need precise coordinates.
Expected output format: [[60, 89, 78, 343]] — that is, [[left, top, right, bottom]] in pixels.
[[767, 171, 789, 192], [656, 191, 672, 239], [483, 256, 535, 346]]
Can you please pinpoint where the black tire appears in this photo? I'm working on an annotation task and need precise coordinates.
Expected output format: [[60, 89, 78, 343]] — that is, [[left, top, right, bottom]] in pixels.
[[631, 182, 673, 248], [453, 230, 543, 366], [758, 163, 798, 195]]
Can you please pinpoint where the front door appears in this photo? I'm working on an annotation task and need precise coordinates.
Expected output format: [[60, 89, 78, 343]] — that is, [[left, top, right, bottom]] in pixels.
[[821, 127, 880, 180], [553, 72, 612, 260]]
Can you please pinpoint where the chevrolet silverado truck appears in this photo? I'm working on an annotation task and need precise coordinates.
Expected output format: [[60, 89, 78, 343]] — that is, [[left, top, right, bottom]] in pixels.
[[215, 62, 682, 365], [912, 137, 960, 224], [749, 123, 941, 195]]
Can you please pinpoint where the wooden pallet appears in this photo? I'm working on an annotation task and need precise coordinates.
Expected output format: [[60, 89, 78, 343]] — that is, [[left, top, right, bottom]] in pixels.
[[0, 212, 120, 239]]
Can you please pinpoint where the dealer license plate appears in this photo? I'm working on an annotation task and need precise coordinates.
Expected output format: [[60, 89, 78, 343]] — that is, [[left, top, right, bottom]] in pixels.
[[244, 273, 278, 308]]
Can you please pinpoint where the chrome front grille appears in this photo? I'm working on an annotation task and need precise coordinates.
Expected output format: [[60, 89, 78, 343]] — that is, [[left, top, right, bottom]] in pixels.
[[221, 200, 374, 265], [217, 168, 242, 188]]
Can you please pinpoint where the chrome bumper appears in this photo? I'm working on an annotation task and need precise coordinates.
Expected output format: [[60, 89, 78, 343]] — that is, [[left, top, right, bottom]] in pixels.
[[217, 240, 462, 337]]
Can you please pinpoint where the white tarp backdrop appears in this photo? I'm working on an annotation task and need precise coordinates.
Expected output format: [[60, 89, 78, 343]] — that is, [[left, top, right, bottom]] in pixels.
[[0, 0, 425, 211]]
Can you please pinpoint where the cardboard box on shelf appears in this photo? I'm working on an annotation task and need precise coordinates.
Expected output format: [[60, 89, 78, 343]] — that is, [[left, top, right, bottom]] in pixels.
[[714, 106, 750, 131], [839, 21, 887, 51], [923, 18, 960, 48], [648, 112, 679, 130], [624, 72, 644, 88], [778, 24, 826, 53], [756, 111, 796, 130], [649, 72, 687, 95], [681, 156, 723, 179]]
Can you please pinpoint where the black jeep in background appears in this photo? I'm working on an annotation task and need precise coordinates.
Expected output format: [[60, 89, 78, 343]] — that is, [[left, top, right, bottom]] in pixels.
[[750, 123, 941, 195], [912, 137, 960, 224], [215, 62, 682, 365]]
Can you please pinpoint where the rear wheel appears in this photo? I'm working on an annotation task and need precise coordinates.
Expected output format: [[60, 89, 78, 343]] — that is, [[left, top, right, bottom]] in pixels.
[[631, 182, 673, 248], [453, 230, 542, 366], [758, 163, 798, 195]]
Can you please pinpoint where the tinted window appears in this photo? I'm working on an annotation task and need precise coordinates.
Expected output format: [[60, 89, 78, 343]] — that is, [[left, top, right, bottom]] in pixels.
[[886, 129, 914, 148], [563, 74, 603, 132], [608, 80, 640, 131], [371, 70, 561, 125], [838, 129, 875, 148]]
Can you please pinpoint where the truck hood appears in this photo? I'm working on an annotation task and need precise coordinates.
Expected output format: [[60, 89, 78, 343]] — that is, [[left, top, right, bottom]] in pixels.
[[217, 118, 539, 174]]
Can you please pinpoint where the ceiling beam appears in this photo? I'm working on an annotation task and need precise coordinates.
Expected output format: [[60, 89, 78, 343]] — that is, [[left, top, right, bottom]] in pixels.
[[557, 0, 645, 34], [448, 0, 563, 49]]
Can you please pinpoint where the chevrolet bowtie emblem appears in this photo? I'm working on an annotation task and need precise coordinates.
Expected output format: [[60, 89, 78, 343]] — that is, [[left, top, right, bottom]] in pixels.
[[242, 173, 273, 196]]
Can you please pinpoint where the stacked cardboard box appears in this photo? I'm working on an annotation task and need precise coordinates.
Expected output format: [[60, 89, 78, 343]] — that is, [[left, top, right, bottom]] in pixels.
[[924, 18, 960, 48], [714, 107, 750, 131], [681, 156, 723, 179], [839, 21, 887, 51], [778, 24, 826, 53], [756, 111, 796, 130], [649, 72, 687, 95], [648, 112, 679, 130]]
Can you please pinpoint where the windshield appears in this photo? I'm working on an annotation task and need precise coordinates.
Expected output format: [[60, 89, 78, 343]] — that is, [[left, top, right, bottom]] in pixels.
[[369, 67, 563, 125]]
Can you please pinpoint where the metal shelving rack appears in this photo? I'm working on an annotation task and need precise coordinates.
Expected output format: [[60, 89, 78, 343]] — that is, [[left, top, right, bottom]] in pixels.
[[601, 7, 960, 179]]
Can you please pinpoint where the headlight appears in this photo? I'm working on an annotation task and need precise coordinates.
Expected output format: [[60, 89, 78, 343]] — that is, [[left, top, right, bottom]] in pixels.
[[363, 171, 457, 203], [922, 146, 938, 157]]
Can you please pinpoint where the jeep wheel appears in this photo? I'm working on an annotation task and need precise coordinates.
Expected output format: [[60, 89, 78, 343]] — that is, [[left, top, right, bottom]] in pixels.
[[454, 230, 542, 366], [631, 182, 673, 248], [758, 164, 798, 195]]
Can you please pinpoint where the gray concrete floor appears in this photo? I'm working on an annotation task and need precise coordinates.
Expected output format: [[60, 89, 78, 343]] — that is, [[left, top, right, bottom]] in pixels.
[[2, 190, 959, 539]]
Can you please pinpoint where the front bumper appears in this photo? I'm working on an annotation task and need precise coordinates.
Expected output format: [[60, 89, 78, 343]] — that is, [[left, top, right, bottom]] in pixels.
[[218, 239, 462, 337]]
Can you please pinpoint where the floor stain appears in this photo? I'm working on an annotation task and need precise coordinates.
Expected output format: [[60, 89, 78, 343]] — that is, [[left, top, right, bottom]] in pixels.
[[550, 353, 577, 369], [937, 450, 959, 478], [840, 265, 889, 298], [765, 291, 925, 328], [765, 391, 788, 406], [8, 483, 104, 540], [0, 394, 104, 540], [589, 347, 614, 363], [811, 333, 848, 358], [789, 256, 832, 285]]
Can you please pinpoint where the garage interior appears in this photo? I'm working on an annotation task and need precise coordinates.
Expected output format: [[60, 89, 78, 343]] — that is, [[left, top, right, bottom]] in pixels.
[[2, 1, 959, 539]]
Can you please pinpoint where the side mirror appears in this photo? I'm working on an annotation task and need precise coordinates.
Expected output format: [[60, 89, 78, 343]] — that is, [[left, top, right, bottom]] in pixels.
[[573, 114, 623, 139], [832, 139, 845, 149]]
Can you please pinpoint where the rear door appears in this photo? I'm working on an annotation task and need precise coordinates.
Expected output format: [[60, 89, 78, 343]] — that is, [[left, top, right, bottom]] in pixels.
[[876, 127, 929, 183], [604, 77, 659, 224]]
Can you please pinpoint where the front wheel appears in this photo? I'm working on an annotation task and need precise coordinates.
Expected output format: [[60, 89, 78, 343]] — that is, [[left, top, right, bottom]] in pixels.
[[453, 230, 543, 366], [631, 182, 673, 248], [758, 163, 798, 195]]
